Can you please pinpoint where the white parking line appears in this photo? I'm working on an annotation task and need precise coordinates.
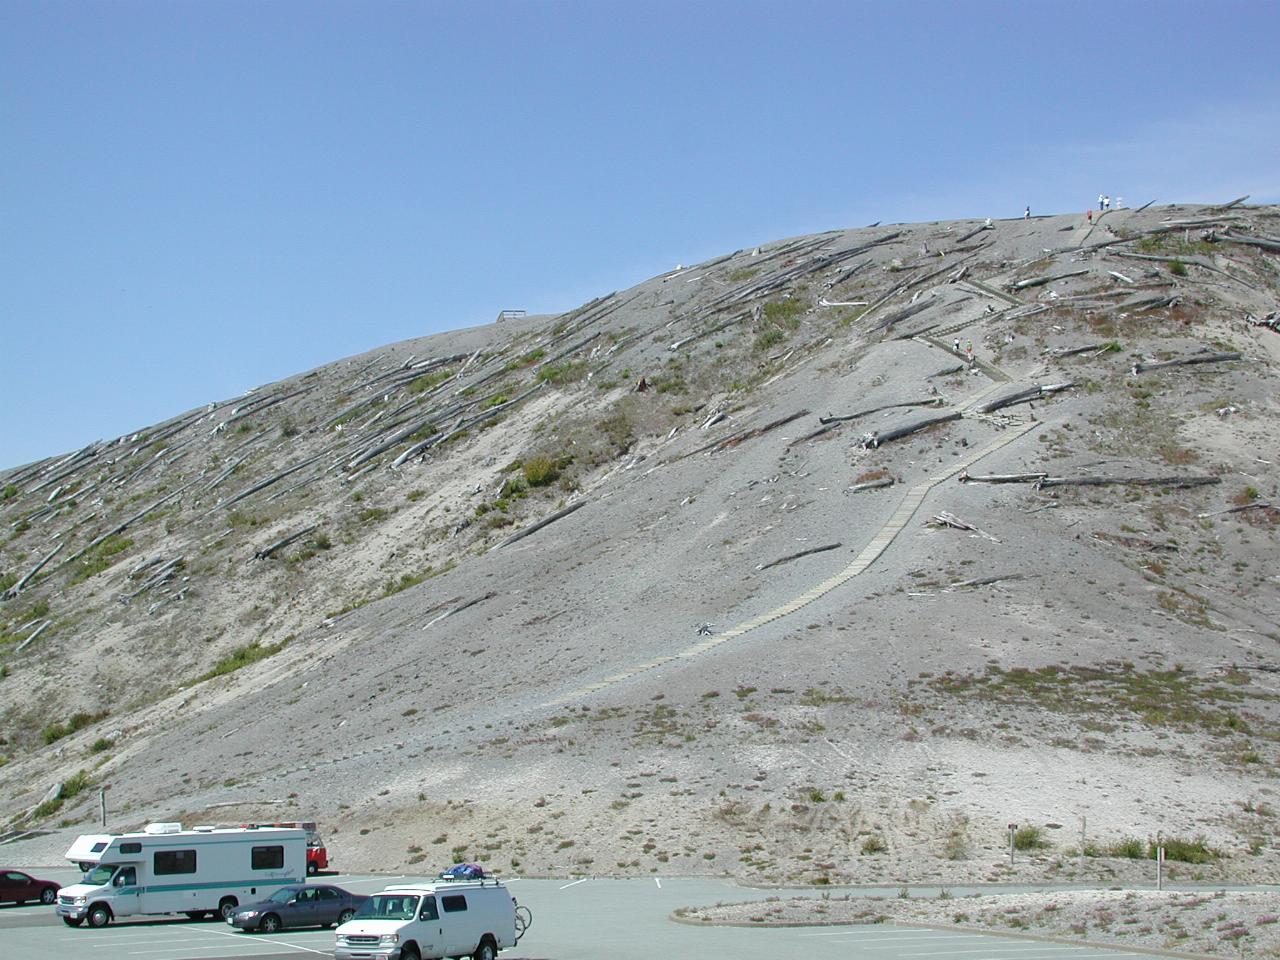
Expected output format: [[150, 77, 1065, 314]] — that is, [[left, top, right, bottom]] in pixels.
[[654, 878, 661, 889], [799, 932, 979, 941], [558, 878, 589, 890], [901, 948, 1101, 956], [190, 926, 331, 955]]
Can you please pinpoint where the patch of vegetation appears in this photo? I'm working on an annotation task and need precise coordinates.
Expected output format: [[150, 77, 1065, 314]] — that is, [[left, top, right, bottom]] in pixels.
[[537, 361, 589, 386], [523, 455, 561, 488], [357, 507, 389, 524], [197, 638, 290, 683], [727, 267, 759, 283], [482, 393, 510, 409], [228, 510, 264, 529], [69, 535, 134, 585], [1168, 259, 1188, 277], [763, 298, 805, 328], [42, 710, 109, 745], [753, 327, 786, 352], [408, 369, 455, 394], [406, 489, 426, 502], [920, 662, 1266, 734], [1, 484, 16, 501], [0, 571, 15, 593], [860, 835, 887, 855], [89, 737, 114, 753], [503, 348, 546, 372], [381, 562, 454, 598], [1013, 825, 1049, 850]]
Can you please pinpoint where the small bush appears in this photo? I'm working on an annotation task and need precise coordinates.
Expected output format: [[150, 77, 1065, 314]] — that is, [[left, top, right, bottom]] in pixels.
[[1013, 825, 1049, 850], [62, 770, 92, 800], [33, 797, 63, 820], [537, 361, 588, 386], [42, 710, 108, 745], [1169, 259, 1188, 277], [1156, 835, 1219, 864], [1, 484, 16, 500], [1110, 836, 1146, 859], [198, 638, 289, 683], [861, 835, 887, 855], [69, 536, 134, 585], [754, 328, 786, 352], [89, 737, 114, 753], [523, 455, 560, 489]]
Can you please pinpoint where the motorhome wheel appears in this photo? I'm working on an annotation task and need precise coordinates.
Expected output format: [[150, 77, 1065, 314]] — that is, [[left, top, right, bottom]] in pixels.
[[218, 897, 238, 920], [88, 905, 111, 928]]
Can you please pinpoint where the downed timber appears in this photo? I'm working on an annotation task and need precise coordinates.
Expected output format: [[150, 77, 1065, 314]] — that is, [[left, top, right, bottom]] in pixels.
[[1131, 352, 1241, 375], [204, 454, 248, 492], [1036, 474, 1220, 490], [1197, 501, 1273, 519], [1218, 230, 1280, 253], [254, 525, 319, 561], [868, 294, 939, 333], [211, 452, 330, 514], [1134, 199, 1157, 212], [1092, 531, 1178, 553], [390, 381, 546, 467], [422, 591, 497, 630], [119, 557, 185, 602], [973, 382, 1074, 413], [755, 542, 841, 571], [148, 588, 186, 617], [709, 410, 809, 453], [861, 411, 961, 449], [1247, 312, 1280, 333], [847, 477, 894, 493], [926, 512, 999, 542], [65, 477, 201, 565], [668, 311, 750, 351], [947, 573, 1024, 590], [1010, 268, 1089, 291], [1108, 270, 1134, 284], [927, 363, 965, 379], [1047, 343, 1109, 359], [955, 222, 993, 244], [958, 471, 1048, 485], [1211, 194, 1249, 211], [2, 542, 64, 600], [15, 619, 52, 653], [1111, 250, 1255, 287], [819, 398, 943, 425], [492, 499, 587, 550]]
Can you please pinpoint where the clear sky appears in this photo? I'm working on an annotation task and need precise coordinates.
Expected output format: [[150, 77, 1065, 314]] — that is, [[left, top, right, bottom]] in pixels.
[[3, 0, 1278, 469]]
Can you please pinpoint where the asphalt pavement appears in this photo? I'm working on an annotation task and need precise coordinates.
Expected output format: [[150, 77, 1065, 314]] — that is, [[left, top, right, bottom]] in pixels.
[[0, 868, 1189, 960]]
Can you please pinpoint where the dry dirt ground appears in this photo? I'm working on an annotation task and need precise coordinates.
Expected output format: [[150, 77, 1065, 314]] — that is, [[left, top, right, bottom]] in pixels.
[[680, 889, 1280, 959], [2, 204, 1278, 894]]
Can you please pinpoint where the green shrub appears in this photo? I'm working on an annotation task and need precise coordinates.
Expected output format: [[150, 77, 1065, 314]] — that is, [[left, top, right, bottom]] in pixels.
[[1109, 836, 1145, 859], [89, 737, 114, 753], [537, 361, 588, 386], [33, 797, 63, 820], [42, 711, 108, 745], [69, 536, 134, 585], [523, 456, 560, 488], [357, 507, 389, 524], [0, 572, 17, 593], [198, 639, 289, 683], [1155, 835, 1218, 863], [62, 770, 92, 800], [1, 484, 16, 500], [1013, 825, 1049, 850], [861, 835, 887, 855], [408, 369, 454, 394], [754, 328, 785, 352], [1168, 259, 1188, 277], [763, 298, 805, 327]]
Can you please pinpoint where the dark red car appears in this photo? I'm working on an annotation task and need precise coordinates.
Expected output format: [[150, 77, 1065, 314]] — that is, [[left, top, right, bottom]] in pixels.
[[0, 869, 59, 906]]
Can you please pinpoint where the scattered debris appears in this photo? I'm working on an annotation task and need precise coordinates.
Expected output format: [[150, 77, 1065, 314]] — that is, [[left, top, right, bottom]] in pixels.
[[756, 542, 842, 571]]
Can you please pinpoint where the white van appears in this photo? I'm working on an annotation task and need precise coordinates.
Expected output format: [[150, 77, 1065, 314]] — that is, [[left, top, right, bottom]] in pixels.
[[334, 878, 525, 960], [56, 822, 306, 928]]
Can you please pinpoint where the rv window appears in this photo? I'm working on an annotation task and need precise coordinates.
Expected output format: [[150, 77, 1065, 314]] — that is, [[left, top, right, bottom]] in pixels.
[[86, 865, 117, 886], [91, 842, 108, 853], [120, 842, 142, 854], [441, 894, 468, 913], [251, 845, 285, 869], [154, 849, 197, 875], [418, 897, 439, 921]]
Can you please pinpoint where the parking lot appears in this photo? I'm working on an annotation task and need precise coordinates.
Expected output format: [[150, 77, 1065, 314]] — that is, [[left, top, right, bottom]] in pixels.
[[0, 869, 1174, 960]]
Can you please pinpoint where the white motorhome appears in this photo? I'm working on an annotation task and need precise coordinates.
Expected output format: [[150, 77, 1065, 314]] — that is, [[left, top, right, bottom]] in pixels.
[[334, 878, 526, 960], [56, 822, 306, 928]]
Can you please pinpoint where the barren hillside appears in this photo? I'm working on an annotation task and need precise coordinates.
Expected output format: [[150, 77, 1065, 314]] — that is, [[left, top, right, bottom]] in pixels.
[[2, 203, 1278, 885]]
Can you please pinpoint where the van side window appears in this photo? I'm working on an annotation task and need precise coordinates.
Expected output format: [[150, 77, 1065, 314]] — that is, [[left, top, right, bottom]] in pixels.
[[120, 842, 142, 854], [251, 845, 284, 869], [91, 842, 108, 852], [441, 895, 467, 913], [418, 897, 439, 921], [154, 849, 197, 875]]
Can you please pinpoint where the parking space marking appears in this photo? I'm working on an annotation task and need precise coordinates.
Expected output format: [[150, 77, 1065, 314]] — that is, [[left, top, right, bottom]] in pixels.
[[901, 948, 1100, 956], [558, 878, 588, 890], [189, 927, 330, 955]]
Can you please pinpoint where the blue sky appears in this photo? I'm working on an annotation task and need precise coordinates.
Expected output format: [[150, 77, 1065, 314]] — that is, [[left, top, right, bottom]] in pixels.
[[3, 0, 1278, 469]]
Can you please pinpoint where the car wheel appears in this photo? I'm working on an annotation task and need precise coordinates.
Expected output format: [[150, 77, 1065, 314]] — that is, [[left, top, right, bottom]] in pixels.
[[62, 916, 84, 927], [218, 897, 238, 921], [260, 913, 281, 933], [400, 944, 421, 960], [473, 937, 497, 960], [306, 860, 318, 876], [40, 888, 57, 905], [337, 908, 355, 925], [88, 905, 111, 928]]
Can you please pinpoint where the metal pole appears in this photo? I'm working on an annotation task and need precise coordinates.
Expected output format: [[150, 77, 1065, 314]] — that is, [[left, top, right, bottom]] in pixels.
[[99, 786, 109, 828], [1008, 823, 1017, 867], [1079, 816, 1086, 870], [1156, 830, 1164, 891]]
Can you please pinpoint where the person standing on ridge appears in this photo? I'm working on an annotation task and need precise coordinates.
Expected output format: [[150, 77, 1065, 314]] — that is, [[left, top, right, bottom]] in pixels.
[[1024, 206, 1031, 219], [1103, 195, 1111, 211]]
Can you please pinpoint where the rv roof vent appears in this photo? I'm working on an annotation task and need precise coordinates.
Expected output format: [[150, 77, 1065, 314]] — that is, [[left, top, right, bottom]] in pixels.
[[144, 822, 183, 835], [192, 825, 217, 832]]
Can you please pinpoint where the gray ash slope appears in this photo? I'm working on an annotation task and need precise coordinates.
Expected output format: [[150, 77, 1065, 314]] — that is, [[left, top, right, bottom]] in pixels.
[[2, 204, 1279, 884]]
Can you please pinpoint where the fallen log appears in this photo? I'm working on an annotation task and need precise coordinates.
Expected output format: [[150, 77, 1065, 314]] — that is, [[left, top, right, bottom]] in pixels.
[[1131, 352, 1241, 375], [1247, 312, 1279, 333], [819, 398, 943, 425], [390, 381, 546, 468], [254, 525, 319, 561], [1047, 343, 1111, 359], [861, 411, 961, 449], [947, 574, 1024, 590], [119, 557, 185, 602], [1210, 195, 1249, 211], [957, 471, 1047, 485], [926, 512, 999, 542], [973, 382, 1074, 413], [1218, 230, 1280, 253], [668, 311, 750, 352], [1036, 475, 1220, 490], [1108, 271, 1134, 284], [66, 477, 201, 564], [955, 222, 993, 244], [492, 500, 587, 550], [846, 477, 894, 493], [212, 453, 326, 513], [147, 588, 186, 617], [1196, 501, 1272, 519], [927, 364, 965, 379], [2, 542, 64, 600], [709, 410, 809, 453], [15, 619, 52, 652], [756, 542, 841, 571], [1010, 268, 1089, 291], [422, 591, 497, 630]]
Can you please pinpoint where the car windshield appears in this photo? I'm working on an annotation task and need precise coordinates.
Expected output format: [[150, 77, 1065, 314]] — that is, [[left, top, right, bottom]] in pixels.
[[267, 887, 302, 903], [85, 864, 118, 886], [355, 894, 419, 920]]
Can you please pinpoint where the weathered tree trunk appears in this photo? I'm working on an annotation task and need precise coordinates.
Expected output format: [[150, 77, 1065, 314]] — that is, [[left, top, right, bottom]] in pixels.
[[2, 543, 64, 600], [756, 542, 841, 571], [492, 500, 587, 550], [819, 398, 943, 425], [1037, 475, 1219, 490], [254, 525, 319, 561], [1131, 352, 1240, 375], [861, 412, 961, 449], [974, 382, 1073, 413]]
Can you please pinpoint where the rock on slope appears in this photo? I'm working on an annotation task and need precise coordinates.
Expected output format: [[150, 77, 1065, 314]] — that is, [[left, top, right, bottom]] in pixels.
[[1, 203, 1278, 885]]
